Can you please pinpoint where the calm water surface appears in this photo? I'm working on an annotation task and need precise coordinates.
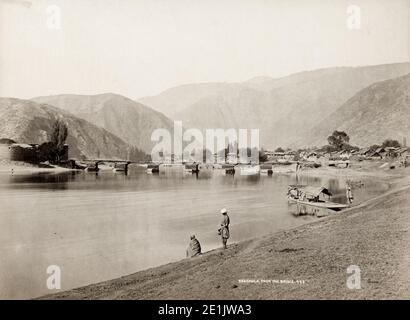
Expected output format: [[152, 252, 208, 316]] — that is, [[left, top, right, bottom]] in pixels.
[[0, 167, 389, 299]]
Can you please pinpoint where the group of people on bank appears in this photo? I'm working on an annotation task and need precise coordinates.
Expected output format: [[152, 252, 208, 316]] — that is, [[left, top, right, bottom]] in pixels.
[[186, 208, 230, 258]]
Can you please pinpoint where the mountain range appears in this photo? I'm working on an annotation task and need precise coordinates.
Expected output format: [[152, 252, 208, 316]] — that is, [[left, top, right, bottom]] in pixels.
[[32, 93, 173, 153], [0, 98, 132, 159], [1, 62, 409, 160], [139, 62, 410, 149], [301, 73, 410, 147]]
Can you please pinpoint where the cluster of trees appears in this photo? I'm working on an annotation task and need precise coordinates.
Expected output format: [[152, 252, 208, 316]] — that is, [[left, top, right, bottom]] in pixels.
[[270, 133, 354, 157], [324, 131, 358, 152], [128, 146, 150, 162], [380, 139, 402, 148], [38, 120, 151, 163], [38, 119, 68, 163], [366, 139, 402, 155], [266, 131, 404, 162], [222, 143, 267, 163], [318, 131, 404, 156], [318, 131, 403, 154]]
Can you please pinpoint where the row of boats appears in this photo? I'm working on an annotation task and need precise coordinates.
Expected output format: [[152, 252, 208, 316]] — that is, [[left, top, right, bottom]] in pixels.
[[81, 161, 350, 212], [144, 163, 265, 176], [147, 163, 351, 211], [143, 162, 299, 176]]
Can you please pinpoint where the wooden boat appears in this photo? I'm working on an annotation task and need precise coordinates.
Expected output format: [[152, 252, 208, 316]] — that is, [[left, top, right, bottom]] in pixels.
[[185, 163, 200, 173], [260, 169, 273, 175], [287, 185, 349, 211], [198, 163, 214, 171], [288, 198, 349, 211], [146, 168, 159, 174], [234, 165, 260, 176], [269, 162, 297, 174], [158, 163, 185, 173], [74, 161, 88, 170], [113, 163, 128, 173], [85, 163, 99, 172]]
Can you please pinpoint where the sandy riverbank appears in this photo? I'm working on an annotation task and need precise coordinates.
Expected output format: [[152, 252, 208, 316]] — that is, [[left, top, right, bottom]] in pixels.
[[305, 160, 409, 180], [0, 160, 76, 174], [40, 165, 410, 300]]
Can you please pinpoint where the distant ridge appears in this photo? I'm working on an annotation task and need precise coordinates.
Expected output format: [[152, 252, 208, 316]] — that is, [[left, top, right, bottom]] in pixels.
[[32, 93, 174, 153], [0, 98, 133, 159], [300, 72, 410, 147], [139, 62, 410, 149]]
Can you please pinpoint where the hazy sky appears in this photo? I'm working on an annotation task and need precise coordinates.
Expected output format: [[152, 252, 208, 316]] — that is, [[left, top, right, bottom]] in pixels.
[[0, 0, 409, 100]]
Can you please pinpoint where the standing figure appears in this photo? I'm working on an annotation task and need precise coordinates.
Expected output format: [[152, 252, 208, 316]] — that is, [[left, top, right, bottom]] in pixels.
[[346, 186, 354, 204], [219, 208, 230, 249]]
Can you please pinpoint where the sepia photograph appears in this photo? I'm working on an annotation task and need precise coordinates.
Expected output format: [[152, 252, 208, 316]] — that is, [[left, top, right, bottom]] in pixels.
[[0, 0, 409, 306]]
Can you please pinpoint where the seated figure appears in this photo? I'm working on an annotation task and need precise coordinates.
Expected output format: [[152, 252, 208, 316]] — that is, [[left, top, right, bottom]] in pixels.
[[186, 235, 202, 258]]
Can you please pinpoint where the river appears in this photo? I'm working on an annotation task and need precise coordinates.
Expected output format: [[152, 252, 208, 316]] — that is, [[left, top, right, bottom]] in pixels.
[[0, 167, 389, 299]]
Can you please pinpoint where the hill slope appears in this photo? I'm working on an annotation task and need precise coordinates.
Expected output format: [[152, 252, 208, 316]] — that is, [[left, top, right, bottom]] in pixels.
[[137, 68, 352, 117], [139, 63, 410, 148], [32, 93, 173, 153], [138, 83, 233, 118], [0, 98, 132, 159], [301, 73, 410, 147]]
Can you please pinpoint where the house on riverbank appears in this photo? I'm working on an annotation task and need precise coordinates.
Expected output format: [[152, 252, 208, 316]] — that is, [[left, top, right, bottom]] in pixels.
[[0, 139, 69, 163], [265, 150, 296, 162], [0, 143, 39, 163]]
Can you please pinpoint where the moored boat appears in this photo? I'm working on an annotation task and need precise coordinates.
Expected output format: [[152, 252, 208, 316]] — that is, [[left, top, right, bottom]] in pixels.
[[159, 163, 185, 173], [234, 165, 260, 176], [185, 163, 200, 173], [113, 163, 128, 173], [85, 165, 99, 172], [146, 167, 159, 174], [287, 185, 349, 211]]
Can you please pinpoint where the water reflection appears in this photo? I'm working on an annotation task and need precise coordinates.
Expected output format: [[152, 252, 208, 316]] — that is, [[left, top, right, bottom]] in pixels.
[[7, 172, 76, 189], [0, 170, 388, 299], [288, 203, 327, 217]]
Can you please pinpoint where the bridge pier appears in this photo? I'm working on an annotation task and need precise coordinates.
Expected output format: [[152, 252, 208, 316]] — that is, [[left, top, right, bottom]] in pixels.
[[85, 162, 99, 172], [83, 159, 132, 173], [113, 162, 130, 174]]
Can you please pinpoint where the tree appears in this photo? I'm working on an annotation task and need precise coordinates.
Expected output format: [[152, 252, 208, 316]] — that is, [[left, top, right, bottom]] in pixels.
[[318, 144, 336, 153], [275, 147, 285, 153], [38, 141, 57, 163], [128, 146, 147, 162], [259, 148, 268, 163], [327, 131, 350, 151], [50, 119, 68, 162], [381, 139, 401, 148], [38, 120, 68, 163]]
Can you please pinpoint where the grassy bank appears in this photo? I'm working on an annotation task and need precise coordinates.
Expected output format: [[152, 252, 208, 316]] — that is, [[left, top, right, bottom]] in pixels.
[[40, 169, 410, 300]]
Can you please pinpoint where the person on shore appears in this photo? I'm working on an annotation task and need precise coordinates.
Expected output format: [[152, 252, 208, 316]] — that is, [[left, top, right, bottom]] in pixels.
[[346, 186, 354, 204], [186, 235, 202, 258], [218, 208, 230, 249]]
